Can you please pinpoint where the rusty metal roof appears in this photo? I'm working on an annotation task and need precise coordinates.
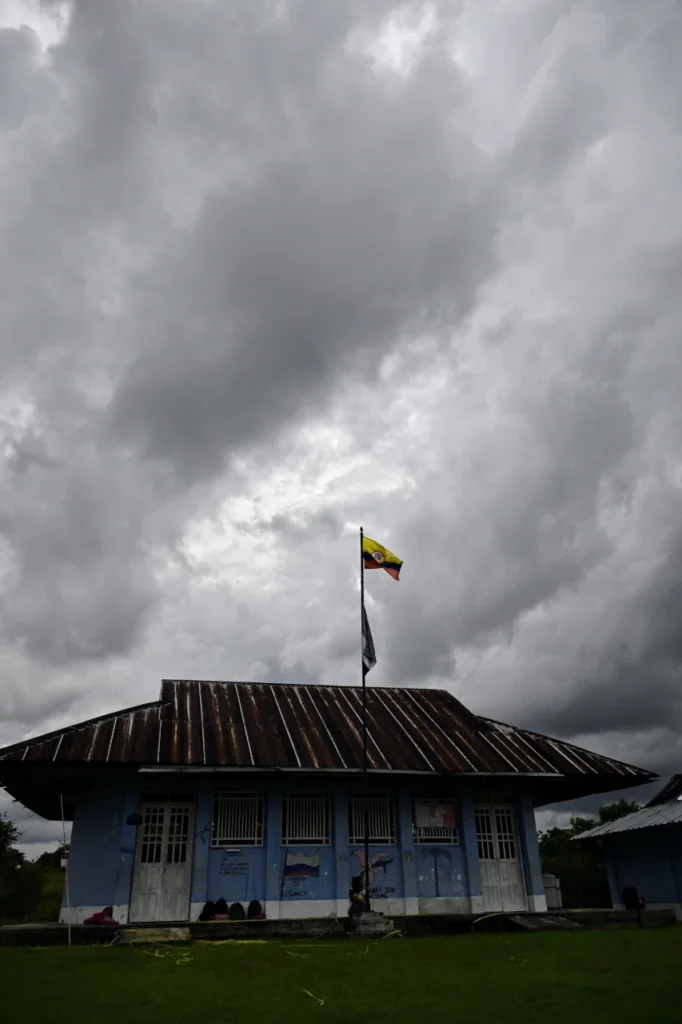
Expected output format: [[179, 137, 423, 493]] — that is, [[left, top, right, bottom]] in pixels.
[[0, 679, 655, 783]]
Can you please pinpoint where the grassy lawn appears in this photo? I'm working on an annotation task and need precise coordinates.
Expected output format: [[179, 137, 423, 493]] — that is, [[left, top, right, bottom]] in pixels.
[[0, 929, 680, 1024]]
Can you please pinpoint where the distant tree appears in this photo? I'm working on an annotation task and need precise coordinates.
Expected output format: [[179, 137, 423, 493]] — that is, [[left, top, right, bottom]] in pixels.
[[0, 812, 21, 860], [35, 844, 68, 870], [538, 798, 641, 909], [0, 814, 65, 923], [598, 799, 640, 825], [0, 813, 26, 921]]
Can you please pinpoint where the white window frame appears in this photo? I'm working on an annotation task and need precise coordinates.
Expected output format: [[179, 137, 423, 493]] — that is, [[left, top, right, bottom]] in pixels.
[[412, 797, 459, 845], [281, 794, 331, 846], [349, 795, 396, 845], [211, 792, 264, 847]]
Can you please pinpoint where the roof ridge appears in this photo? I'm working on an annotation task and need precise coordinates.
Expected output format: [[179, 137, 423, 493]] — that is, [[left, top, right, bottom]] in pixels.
[[160, 678, 454, 695]]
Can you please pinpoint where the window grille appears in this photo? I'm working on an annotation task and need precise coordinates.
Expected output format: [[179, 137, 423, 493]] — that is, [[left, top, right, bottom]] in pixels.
[[212, 793, 264, 847], [166, 805, 191, 864], [349, 796, 396, 844], [475, 806, 518, 860], [282, 795, 331, 845], [140, 804, 165, 864], [413, 798, 459, 845], [493, 808, 517, 860], [475, 808, 495, 860]]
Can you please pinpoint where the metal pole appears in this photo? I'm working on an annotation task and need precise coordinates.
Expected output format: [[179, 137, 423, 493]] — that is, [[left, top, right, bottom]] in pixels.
[[360, 526, 370, 910], [59, 793, 72, 948]]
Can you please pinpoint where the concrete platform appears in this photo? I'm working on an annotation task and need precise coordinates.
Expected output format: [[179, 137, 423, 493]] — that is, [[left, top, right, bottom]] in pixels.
[[0, 908, 676, 946]]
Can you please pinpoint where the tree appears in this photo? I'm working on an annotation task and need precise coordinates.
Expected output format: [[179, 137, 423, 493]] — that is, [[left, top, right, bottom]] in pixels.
[[538, 798, 641, 909], [0, 814, 65, 923], [598, 799, 640, 825], [35, 844, 69, 870], [0, 813, 27, 921], [0, 812, 21, 860]]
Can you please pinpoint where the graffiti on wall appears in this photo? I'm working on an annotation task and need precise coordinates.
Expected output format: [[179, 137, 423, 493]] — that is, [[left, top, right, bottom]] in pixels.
[[219, 854, 250, 878], [217, 851, 250, 900]]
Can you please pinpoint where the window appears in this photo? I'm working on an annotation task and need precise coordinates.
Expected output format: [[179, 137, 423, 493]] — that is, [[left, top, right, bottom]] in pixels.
[[212, 793, 264, 847], [139, 804, 165, 864], [413, 798, 459, 845], [349, 796, 396, 844], [166, 804, 191, 864], [282, 795, 331, 845], [474, 807, 519, 861]]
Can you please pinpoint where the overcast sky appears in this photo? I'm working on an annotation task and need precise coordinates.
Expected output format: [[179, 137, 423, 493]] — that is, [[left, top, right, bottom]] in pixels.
[[1, 0, 681, 854]]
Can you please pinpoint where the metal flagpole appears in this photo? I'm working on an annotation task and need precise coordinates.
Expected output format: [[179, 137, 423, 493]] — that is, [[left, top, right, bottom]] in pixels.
[[360, 526, 370, 910], [59, 793, 72, 948]]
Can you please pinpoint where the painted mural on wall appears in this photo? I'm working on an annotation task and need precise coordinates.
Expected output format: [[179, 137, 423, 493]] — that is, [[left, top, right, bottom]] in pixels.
[[352, 849, 397, 900], [281, 849, 320, 900], [416, 846, 466, 899]]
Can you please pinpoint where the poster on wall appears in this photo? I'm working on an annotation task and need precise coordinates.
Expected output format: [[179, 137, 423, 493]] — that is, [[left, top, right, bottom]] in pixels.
[[414, 799, 456, 829]]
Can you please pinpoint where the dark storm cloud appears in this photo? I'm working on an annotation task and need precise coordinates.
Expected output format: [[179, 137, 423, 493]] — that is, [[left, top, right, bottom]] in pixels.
[[109, 5, 496, 482], [1, 0, 682, 826], [0, 0, 500, 677]]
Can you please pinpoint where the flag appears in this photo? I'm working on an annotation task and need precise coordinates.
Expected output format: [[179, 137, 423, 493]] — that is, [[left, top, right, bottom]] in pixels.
[[362, 535, 403, 581], [362, 603, 376, 675]]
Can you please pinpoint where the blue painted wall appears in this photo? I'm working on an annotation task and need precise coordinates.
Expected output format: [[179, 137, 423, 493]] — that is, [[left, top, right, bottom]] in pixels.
[[279, 846, 335, 902], [667, 825, 682, 903], [65, 785, 126, 908], [518, 790, 545, 898], [413, 792, 468, 900], [415, 844, 468, 899], [65, 776, 546, 915], [347, 844, 401, 902], [605, 824, 682, 907], [207, 847, 267, 904]]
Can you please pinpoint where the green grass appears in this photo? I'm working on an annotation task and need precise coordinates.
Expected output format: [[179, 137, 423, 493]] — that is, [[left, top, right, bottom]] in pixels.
[[0, 930, 680, 1024]]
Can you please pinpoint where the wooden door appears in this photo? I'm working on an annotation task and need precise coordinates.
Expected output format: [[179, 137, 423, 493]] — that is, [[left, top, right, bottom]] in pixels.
[[475, 805, 527, 913], [129, 800, 194, 923]]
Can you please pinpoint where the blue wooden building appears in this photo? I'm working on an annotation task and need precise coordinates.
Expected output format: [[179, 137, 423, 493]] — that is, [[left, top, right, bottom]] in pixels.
[[0, 680, 654, 924], [575, 775, 682, 920]]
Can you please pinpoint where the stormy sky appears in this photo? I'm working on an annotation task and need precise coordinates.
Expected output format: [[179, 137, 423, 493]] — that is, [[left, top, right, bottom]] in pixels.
[[1, 0, 681, 853]]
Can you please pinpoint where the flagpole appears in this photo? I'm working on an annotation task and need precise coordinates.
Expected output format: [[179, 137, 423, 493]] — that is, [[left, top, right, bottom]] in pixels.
[[360, 526, 370, 910]]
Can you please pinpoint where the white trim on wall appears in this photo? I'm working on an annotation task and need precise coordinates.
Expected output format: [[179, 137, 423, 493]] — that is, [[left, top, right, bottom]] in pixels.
[[417, 896, 472, 915], [527, 894, 547, 912], [263, 898, 412, 920]]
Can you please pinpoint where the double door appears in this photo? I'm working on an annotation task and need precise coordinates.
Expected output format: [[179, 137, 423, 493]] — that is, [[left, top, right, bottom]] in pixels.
[[129, 799, 194, 923], [475, 805, 527, 912]]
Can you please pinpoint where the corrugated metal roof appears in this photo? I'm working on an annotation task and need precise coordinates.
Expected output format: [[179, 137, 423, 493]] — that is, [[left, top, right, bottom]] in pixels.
[[646, 774, 682, 806], [574, 801, 682, 839], [0, 679, 656, 782]]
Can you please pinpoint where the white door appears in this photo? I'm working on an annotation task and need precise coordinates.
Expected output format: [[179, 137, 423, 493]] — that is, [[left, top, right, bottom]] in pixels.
[[475, 806, 528, 913], [130, 800, 194, 923]]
